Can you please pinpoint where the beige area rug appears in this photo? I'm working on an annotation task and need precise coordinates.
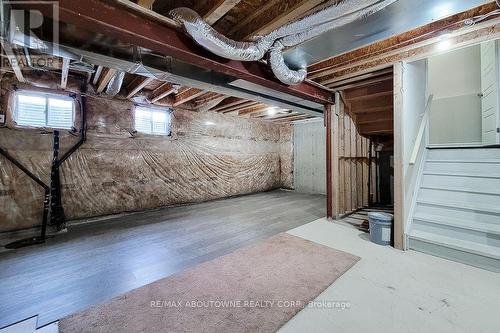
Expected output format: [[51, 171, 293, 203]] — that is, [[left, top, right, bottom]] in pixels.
[[60, 233, 360, 333]]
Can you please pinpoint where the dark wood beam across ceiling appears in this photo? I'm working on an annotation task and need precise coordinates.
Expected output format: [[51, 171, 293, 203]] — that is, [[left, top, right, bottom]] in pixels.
[[23, 0, 333, 105]]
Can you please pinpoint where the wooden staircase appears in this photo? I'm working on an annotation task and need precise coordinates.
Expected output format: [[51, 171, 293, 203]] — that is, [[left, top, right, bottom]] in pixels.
[[408, 148, 500, 272]]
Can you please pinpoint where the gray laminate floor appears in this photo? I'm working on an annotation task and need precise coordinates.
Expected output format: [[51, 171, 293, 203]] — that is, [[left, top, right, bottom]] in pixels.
[[0, 190, 325, 328]]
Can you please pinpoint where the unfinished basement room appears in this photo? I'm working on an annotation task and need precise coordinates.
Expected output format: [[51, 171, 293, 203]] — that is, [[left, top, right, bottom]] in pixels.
[[0, 1, 499, 332]]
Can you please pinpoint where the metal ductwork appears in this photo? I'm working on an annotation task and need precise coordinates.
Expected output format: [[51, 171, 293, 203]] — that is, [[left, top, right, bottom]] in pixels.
[[171, 0, 398, 85], [4, 28, 326, 115], [169, 7, 275, 61], [105, 71, 125, 97]]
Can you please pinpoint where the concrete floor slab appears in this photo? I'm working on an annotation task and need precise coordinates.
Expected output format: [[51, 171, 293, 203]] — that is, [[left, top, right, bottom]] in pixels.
[[282, 219, 500, 333]]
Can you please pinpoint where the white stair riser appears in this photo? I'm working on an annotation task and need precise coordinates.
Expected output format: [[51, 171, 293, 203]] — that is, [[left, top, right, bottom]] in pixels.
[[412, 218, 500, 246], [418, 188, 500, 207], [421, 174, 500, 194], [409, 238, 500, 273], [427, 148, 500, 160], [414, 203, 500, 226], [425, 161, 500, 174]]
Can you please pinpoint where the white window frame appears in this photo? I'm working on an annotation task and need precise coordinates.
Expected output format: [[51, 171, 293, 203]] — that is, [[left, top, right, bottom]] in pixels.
[[134, 105, 172, 136], [13, 91, 75, 130]]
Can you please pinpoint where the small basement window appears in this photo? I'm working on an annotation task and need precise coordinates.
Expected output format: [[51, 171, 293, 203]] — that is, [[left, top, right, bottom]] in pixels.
[[134, 105, 171, 135], [14, 92, 74, 129]]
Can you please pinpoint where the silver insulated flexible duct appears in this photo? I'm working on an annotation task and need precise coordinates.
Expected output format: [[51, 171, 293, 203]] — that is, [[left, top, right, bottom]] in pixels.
[[170, 8, 275, 61], [106, 71, 125, 96], [171, 0, 398, 85]]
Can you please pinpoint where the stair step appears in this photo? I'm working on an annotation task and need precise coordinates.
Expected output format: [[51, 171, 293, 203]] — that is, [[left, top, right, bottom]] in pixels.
[[427, 148, 500, 160], [410, 229, 500, 260], [423, 171, 500, 179], [420, 174, 500, 196], [417, 198, 500, 214], [420, 185, 500, 196], [427, 159, 500, 164], [413, 213, 500, 235]]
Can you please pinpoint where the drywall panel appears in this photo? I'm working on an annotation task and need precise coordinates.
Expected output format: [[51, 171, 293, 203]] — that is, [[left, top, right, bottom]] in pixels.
[[429, 94, 482, 144], [0, 73, 293, 232], [428, 45, 482, 144], [293, 120, 326, 194]]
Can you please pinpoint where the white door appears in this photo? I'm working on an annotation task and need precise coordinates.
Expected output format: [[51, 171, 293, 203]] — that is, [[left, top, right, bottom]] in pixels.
[[480, 41, 500, 145]]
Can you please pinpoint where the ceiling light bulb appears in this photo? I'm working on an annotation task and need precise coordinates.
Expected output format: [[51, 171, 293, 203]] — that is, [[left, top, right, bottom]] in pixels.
[[267, 107, 278, 116]]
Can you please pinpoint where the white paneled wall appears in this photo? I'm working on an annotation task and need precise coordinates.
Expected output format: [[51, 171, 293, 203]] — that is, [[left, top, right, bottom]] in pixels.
[[293, 120, 326, 194]]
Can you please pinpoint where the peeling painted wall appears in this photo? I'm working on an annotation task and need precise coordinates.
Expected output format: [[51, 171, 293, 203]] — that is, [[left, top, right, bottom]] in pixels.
[[0, 74, 293, 232]]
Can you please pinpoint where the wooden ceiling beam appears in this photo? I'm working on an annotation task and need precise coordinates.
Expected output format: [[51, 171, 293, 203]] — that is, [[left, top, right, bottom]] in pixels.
[[195, 0, 242, 25], [96, 68, 116, 93], [357, 111, 393, 124], [126, 76, 155, 99], [351, 105, 393, 114], [60, 58, 70, 89], [238, 105, 269, 116], [272, 114, 311, 122], [92, 65, 103, 85], [358, 120, 393, 135], [240, 0, 324, 39], [41, 0, 332, 104], [345, 80, 393, 99], [321, 67, 393, 87], [220, 101, 259, 113], [210, 97, 247, 112], [194, 92, 228, 111], [328, 75, 393, 91], [173, 88, 206, 106], [150, 82, 179, 103], [225, 0, 280, 37], [347, 91, 393, 103]]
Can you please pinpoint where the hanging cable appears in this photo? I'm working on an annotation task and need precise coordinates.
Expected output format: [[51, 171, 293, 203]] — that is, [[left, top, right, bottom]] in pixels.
[[464, 1, 500, 26]]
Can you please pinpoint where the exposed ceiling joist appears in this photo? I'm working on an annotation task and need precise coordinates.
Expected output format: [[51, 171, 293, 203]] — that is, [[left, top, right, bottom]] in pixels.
[[357, 111, 393, 124], [92, 65, 103, 85], [36, 0, 332, 105], [61, 58, 70, 89], [220, 101, 258, 113], [96, 68, 116, 93], [352, 105, 393, 114], [126, 76, 155, 99], [196, 0, 242, 25], [358, 120, 393, 135], [238, 105, 269, 116], [347, 91, 393, 103], [150, 83, 178, 103], [329, 75, 393, 91], [226, 0, 279, 37], [173, 88, 206, 106], [272, 114, 310, 122], [242, 0, 324, 39], [210, 97, 247, 112]]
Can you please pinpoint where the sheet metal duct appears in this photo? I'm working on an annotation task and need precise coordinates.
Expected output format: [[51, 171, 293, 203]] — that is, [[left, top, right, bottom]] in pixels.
[[171, 0, 397, 85], [2, 10, 325, 116], [6, 34, 325, 115], [283, 0, 491, 69]]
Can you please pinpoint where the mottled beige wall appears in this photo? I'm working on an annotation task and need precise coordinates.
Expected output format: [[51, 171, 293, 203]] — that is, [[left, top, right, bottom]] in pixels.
[[0, 74, 293, 232]]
